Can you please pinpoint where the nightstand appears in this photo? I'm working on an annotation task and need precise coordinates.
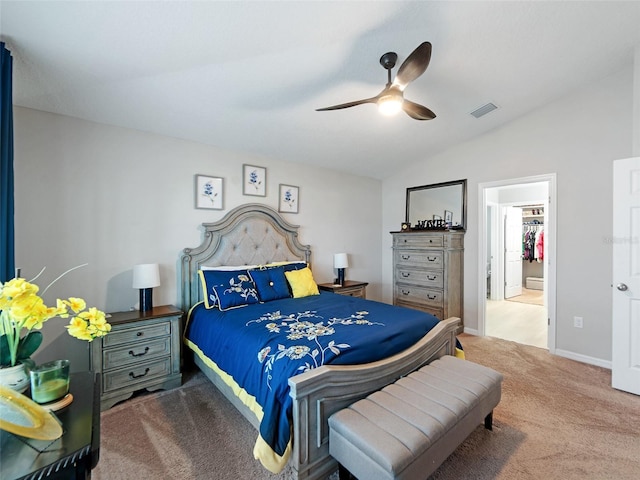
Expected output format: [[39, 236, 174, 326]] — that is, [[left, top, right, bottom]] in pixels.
[[90, 305, 183, 410], [318, 280, 368, 299]]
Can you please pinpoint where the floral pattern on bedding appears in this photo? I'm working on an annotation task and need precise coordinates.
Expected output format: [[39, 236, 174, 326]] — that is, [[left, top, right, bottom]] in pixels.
[[250, 310, 384, 390]]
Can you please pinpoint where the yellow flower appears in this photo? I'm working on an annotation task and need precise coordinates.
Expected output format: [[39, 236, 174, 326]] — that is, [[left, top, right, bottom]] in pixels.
[[66, 317, 95, 341], [1, 278, 39, 300], [65, 297, 86, 314], [0, 265, 111, 367]]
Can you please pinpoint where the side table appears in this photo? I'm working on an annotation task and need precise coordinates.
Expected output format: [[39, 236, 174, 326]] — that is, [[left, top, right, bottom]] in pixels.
[[91, 305, 183, 410], [0, 371, 100, 480], [318, 280, 368, 299]]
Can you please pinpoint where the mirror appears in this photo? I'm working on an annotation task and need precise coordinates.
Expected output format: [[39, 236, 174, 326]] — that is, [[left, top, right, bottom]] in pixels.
[[406, 179, 467, 230]]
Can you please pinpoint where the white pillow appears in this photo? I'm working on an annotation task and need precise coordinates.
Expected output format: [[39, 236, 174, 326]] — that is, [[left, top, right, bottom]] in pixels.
[[200, 264, 258, 271]]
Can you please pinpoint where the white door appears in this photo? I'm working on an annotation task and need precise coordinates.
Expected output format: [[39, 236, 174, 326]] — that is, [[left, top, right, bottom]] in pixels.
[[612, 157, 640, 395], [504, 207, 523, 299]]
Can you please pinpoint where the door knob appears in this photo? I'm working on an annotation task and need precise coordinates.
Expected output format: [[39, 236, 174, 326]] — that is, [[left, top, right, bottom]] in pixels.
[[617, 283, 628, 291]]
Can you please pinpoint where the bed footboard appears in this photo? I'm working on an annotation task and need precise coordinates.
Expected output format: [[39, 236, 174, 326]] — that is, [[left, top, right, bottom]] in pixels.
[[287, 316, 461, 480]]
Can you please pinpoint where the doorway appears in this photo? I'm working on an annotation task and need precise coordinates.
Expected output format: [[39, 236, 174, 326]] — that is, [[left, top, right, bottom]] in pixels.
[[478, 174, 557, 352]]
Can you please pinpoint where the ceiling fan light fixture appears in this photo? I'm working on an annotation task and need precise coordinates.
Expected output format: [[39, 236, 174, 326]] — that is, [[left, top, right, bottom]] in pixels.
[[377, 89, 403, 116], [316, 42, 433, 120]]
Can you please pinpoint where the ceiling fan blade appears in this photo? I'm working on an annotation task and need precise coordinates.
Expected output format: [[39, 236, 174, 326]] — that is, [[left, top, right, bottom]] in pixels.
[[393, 42, 432, 90], [316, 96, 379, 111], [403, 99, 436, 120]]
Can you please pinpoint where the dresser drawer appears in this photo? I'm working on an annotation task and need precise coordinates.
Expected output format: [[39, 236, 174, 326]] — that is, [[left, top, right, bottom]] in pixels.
[[395, 285, 443, 308], [103, 358, 172, 393], [102, 337, 172, 370], [395, 300, 444, 321], [395, 250, 443, 269], [396, 267, 444, 289], [103, 321, 171, 347], [394, 234, 444, 248]]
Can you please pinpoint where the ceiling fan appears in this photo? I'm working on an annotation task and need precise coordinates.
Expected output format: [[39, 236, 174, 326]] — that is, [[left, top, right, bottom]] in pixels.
[[316, 41, 436, 120]]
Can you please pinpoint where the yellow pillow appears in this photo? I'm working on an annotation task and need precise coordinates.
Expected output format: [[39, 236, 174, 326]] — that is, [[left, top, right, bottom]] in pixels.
[[285, 267, 319, 298]]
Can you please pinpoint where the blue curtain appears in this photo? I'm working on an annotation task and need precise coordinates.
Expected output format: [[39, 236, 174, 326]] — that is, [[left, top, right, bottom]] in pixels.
[[1, 42, 15, 282]]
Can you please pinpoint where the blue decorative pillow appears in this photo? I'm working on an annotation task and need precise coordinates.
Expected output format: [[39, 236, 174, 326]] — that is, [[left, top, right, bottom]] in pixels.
[[213, 277, 259, 311], [249, 266, 291, 302], [279, 261, 307, 273], [199, 269, 254, 309]]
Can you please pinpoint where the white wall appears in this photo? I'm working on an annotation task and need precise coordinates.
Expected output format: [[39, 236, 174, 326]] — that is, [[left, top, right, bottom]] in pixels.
[[382, 66, 634, 364], [634, 44, 640, 156], [13, 107, 382, 369]]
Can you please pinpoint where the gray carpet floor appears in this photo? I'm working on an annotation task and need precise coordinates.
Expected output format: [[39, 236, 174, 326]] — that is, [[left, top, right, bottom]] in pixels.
[[94, 334, 640, 479]]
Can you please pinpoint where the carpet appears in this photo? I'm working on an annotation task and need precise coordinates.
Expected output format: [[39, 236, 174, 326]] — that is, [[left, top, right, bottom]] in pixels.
[[94, 335, 640, 479]]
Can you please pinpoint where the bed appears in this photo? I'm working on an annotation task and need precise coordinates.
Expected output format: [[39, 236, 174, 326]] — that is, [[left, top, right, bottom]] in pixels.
[[180, 203, 461, 480]]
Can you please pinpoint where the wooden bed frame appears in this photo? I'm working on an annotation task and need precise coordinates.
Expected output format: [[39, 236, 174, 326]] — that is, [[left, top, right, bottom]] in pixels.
[[180, 203, 461, 480]]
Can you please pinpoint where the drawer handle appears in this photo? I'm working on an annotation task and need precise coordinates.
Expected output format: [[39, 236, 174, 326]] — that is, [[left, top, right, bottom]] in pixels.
[[136, 332, 144, 337], [427, 256, 438, 262], [427, 275, 437, 280], [401, 255, 411, 260], [129, 347, 150, 357], [401, 289, 411, 296], [401, 272, 411, 278], [129, 368, 150, 379], [427, 294, 437, 300]]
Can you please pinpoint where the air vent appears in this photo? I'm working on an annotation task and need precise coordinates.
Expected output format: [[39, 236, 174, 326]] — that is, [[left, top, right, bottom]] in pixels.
[[470, 102, 498, 118]]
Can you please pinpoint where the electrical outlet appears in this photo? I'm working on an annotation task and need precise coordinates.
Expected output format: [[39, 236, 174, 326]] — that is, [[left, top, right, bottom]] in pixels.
[[573, 316, 583, 328]]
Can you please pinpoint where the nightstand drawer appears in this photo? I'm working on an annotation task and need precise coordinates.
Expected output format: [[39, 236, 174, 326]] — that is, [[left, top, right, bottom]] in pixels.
[[396, 267, 444, 289], [318, 281, 368, 299], [395, 285, 443, 308], [103, 358, 172, 393], [335, 286, 365, 298], [102, 337, 172, 370], [103, 321, 171, 347]]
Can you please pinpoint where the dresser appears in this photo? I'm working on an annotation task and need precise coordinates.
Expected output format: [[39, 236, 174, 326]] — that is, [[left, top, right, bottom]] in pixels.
[[91, 305, 183, 410], [391, 231, 464, 326]]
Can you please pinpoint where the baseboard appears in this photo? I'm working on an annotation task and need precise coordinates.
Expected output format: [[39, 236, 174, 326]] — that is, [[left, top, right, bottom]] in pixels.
[[554, 349, 611, 370], [461, 330, 612, 370]]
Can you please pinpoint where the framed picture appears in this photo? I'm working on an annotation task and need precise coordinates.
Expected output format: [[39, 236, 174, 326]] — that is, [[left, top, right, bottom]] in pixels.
[[444, 210, 453, 223], [243, 164, 266, 196], [433, 214, 442, 221], [195, 175, 223, 210], [278, 184, 299, 214]]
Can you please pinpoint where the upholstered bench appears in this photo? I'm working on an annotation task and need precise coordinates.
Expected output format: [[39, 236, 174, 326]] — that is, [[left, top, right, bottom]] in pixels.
[[328, 355, 503, 480]]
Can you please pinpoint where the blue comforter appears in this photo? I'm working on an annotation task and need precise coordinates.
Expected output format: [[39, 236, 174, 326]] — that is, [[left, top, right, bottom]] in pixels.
[[184, 291, 441, 471]]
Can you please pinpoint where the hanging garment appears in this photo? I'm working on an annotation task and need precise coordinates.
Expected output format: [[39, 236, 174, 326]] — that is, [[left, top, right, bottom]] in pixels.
[[536, 228, 544, 262]]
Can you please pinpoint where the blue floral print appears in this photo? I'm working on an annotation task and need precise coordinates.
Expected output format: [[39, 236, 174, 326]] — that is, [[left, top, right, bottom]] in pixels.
[[202, 181, 217, 204]]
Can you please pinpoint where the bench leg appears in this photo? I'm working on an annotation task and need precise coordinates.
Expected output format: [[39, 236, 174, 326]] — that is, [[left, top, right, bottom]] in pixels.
[[484, 411, 493, 431], [338, 463, 355, 480]]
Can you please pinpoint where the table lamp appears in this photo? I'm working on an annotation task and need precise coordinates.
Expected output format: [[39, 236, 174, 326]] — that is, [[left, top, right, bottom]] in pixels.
[[334, 253, 349, 286], [132, 263, 160, 312]]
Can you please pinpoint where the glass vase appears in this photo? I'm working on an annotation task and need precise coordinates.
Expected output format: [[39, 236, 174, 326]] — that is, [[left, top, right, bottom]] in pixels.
[[29, 359, 70, 404]]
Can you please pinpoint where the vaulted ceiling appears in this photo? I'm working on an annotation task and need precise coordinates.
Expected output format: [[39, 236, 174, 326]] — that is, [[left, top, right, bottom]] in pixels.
[[3, 1, 640, 179]]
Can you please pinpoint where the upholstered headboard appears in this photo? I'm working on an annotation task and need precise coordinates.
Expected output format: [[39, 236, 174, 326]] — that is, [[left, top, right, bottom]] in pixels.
[[180, 203, 312, 310]]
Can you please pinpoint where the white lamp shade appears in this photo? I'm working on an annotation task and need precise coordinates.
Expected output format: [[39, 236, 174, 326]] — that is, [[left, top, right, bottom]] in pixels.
[[334, 253, 349, 269], [132, 263, 160, 289]]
